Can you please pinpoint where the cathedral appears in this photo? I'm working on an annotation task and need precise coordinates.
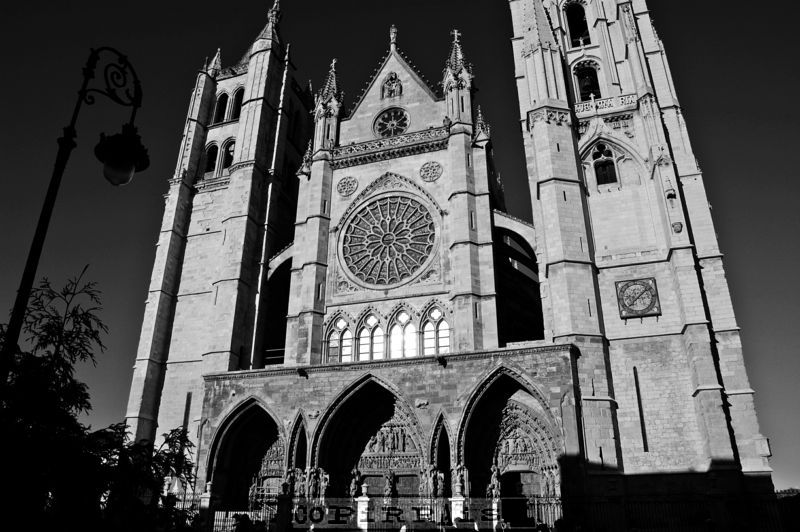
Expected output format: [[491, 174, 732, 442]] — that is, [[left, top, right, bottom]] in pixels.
[[125, 1, 779, 529]]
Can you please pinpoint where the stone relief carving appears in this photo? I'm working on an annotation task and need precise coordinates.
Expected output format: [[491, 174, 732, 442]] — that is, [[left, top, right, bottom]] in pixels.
[[382, 72, 403, 99], [336, 176, 359, 197], [419, 161, 443, 182], [357, 405, 421, 472], [342, 196, 436, 286]]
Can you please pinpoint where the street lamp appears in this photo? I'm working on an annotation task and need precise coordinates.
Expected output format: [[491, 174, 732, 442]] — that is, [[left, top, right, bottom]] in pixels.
[[0, 46, 149, 390]]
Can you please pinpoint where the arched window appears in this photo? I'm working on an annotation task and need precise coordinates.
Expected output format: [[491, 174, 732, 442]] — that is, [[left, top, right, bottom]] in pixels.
[[327, 319, 353, 363], [205, 145, 219, 175], [592, 142, 618, 185], [575, 63, 601, 102], [221, 140, 235, 171], [389, 311, 417, 359], [357, 315, 384, 361], [565, 2, 591, 47], [213, 93, 229, 124], [230, 88, 244, 120], [422, 307, 450, 356]]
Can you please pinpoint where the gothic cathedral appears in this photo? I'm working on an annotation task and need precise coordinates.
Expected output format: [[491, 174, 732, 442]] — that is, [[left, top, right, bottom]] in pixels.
[[126, 1, 779, 529]]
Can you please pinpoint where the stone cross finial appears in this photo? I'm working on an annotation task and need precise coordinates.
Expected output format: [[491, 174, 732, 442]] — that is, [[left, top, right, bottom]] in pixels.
[[451, 28, 461, 43], [390, 25, 398, 49]]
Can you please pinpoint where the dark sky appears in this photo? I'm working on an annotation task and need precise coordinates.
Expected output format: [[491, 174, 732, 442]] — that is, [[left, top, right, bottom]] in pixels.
[[1, 1, 798, 489]]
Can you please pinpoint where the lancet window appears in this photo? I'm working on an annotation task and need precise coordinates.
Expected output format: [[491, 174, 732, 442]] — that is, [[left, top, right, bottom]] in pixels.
[[358, 315, 385, 361], [221, 140, 235, 171], [204, 144, 218, 175], [575, 62, 601, 102], [327, 319, 353, 363], [565, 2, 591, 47], [230, 88, 244, 120], [592, 142, 618, 185], [422, 307, 450, 356], [389, 311, 418, 359], [213, 93, 229, 124]]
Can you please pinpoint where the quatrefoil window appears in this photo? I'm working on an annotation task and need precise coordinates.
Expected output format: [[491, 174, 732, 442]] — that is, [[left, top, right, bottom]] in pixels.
[[342, 196, 436, 286]]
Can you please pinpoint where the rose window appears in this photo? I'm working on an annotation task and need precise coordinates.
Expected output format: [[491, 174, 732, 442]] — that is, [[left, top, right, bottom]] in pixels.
[[342, 196, 435, 286], [374, 108, 410, 138]]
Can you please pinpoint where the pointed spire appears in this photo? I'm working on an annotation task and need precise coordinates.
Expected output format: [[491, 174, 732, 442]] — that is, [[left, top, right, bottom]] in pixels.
[[317, 58, 339, 104], [297, 140, 313, 177], [475, 106, 491, 142], [445, 29, 469, 76], [268, 0, 281, 25], [208, 48, 222, 77], [529, 0, 556, 48], [255, 0, 282, 42], [390, 25, 398, 51]]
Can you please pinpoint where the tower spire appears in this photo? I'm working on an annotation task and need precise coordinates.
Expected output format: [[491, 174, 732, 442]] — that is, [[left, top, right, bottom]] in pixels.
[[318, 58, 340, 104], [475, 105, 491, 142], [446, 28, 467, 75], [207, 48, 222, 77]]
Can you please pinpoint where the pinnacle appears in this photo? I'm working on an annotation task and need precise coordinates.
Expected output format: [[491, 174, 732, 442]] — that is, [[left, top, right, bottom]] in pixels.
[[318, 58, 340, 104], [445, 28, 468, 76], [390, 25, 398, 51], [208, 48, 222, 75]]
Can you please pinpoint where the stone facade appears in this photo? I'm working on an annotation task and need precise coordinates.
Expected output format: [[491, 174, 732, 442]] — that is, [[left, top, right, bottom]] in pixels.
[[125, 1, 778, 529]]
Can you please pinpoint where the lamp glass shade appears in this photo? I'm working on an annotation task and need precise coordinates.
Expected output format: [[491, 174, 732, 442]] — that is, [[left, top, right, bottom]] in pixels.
[[94, 124, 150, 186], [102, 162, 136, 186]]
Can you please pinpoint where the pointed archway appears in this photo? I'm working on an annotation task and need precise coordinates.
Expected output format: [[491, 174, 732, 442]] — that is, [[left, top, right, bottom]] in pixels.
[[313, 376, 424, 498], [207, 399, 285, 509], [460, 370, 561, 527], [431, 415, 452, 498]]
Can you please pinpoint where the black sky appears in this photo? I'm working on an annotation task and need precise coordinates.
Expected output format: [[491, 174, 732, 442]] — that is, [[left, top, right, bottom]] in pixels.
[[1, 1, 798, 488]]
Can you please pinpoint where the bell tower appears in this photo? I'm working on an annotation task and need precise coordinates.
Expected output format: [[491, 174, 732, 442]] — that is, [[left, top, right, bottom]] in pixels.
[[509, 0, 773, 489]]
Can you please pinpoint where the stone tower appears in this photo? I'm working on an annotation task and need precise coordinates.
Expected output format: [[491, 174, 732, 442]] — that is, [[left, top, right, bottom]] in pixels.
[[126, 1, 779, 529]]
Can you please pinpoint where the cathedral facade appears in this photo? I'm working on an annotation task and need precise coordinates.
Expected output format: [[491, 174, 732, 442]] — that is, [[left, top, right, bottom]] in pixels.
[[126, 1, 778, 529]]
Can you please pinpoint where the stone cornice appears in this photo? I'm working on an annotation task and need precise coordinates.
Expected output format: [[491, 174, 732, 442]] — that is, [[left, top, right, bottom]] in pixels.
[[203, 343, 574, 382], [330, 127, 449, 169]]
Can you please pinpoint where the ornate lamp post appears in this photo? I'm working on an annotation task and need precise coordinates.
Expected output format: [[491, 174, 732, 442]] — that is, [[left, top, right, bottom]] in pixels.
[[0, 47, 149, 390]]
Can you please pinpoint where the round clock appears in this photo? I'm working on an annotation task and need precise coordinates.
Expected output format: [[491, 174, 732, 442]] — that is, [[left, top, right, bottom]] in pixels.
[[619, 280, 658, 315]]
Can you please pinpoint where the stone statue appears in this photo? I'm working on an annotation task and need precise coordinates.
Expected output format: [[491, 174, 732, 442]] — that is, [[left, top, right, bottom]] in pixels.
[[319, 468, 330, 501], [418, 469, 427, 498], [383, 470, 395, 498], [378, 430, 386, 453], [295, 468, 307, 498], [349, 468, 362, 498], [436, 470, 445, 498], [454, 462, 466, 496], [488, 464, 501, 501], [309, 468, 320, 500], [367, 435, 378, 453]]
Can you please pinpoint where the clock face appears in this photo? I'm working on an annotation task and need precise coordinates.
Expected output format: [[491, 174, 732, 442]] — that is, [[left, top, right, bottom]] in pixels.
[[616, 278, 660, 318]]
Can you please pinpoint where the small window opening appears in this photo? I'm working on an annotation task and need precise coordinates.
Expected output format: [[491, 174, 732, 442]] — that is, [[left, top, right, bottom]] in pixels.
[[566, 2, 591, 47], [205, 145, 219, 175], [213, 93, 229, 124], [221, 141, 235, 171], [593, 143, 618, 185], [576, 64, 601, 102], [230, 88, 244, 120]]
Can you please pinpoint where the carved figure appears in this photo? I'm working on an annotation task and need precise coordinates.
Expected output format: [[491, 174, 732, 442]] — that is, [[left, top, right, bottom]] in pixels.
[[367, 435, 378, 453], [295, 468, 306, 498], [309, 468, 320, 500], [436, 470, 445, 498], [488, 464, 501, 500], [349, 468, 362, 498], [454, 462, 466, 496], [384, 470, 395, 498], [418, 469, 427, 498], [382, 72, 402, 98], [378, 430, 386, 453], [319, 468, 330, 501]]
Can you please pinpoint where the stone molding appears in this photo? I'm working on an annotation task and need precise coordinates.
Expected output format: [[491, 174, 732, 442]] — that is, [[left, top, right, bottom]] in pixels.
[[330, 127, 449, 169]]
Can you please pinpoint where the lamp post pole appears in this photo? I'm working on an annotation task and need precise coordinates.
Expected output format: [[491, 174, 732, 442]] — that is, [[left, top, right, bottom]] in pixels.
[[0, 47, 149, 392]]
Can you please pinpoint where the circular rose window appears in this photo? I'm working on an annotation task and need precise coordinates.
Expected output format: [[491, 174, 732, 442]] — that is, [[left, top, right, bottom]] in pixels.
[[374, 108, 410, 138], [342, 196, 435, 286]]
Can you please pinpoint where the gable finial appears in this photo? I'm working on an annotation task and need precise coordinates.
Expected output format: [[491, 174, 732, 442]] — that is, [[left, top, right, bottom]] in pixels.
[[451, 28, 461, 43], [317, 58, 340, 105], [445, 29, 467, 75], [390, 25, 398, 51]]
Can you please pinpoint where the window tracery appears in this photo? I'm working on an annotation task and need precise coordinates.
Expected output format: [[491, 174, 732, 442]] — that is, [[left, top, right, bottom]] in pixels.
[[327, 319, 353, 363], [592, 142, 618, 185], [358, 315, 385, 361], [374, 108, 410, 138], [422, 307, 450, 356], [389, 311, 418, 359]]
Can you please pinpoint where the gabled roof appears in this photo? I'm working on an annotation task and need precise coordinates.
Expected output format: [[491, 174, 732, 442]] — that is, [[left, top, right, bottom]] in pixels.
[[346, 45, 440, 120]]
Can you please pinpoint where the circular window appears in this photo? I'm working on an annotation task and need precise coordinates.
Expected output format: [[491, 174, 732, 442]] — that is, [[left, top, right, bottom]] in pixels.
[[342, 195, 436, 287], [374, 108, 410, 138]]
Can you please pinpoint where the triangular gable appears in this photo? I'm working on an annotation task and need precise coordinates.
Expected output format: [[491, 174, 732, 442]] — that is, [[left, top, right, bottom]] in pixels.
[[346, 47, 441, 120]]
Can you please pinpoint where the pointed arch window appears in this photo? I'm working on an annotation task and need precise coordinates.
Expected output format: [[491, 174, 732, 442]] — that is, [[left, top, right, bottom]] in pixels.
[[358, 315, 385, 361], [222, 140, 235, 172], [422, 307, 450, 357], [327, 319, 353, 363], [592, 142, 618, 185], [565, 2, 591, 47], [213, 93, 229, 124], [575, 62, 601, 102], [230, 88, 244, 120], [204, 144, 219, 175], [389, 311, 418, 359]]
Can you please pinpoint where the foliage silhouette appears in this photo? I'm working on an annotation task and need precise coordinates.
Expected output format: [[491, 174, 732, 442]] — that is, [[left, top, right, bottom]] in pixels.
[[0, 269, 196, 531]]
